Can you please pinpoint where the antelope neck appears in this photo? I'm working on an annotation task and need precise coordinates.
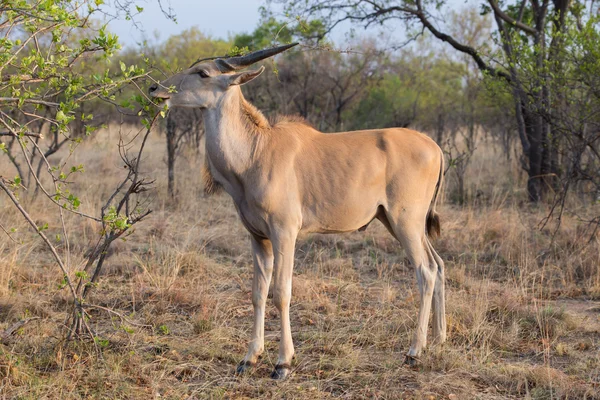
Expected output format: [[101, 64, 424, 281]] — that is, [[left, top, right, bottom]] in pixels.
[[201, 86, 268, 196]]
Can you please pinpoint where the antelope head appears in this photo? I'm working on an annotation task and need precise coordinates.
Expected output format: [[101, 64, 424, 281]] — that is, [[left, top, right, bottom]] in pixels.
[[149, 43, 298, 108]]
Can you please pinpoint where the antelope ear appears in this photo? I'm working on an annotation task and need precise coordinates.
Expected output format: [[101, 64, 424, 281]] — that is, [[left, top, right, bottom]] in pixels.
[[228, 66, 265, 86]]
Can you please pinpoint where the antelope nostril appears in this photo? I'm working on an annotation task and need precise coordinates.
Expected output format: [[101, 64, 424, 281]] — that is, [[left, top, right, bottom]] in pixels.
[[149, 83, 158, 93]]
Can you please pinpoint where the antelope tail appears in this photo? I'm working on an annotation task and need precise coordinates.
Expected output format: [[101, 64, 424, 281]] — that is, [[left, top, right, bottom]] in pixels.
[[426, 149, 444, 239]]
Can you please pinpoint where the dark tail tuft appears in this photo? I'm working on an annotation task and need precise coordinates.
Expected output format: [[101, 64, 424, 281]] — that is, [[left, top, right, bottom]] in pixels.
[[426, 211, 441, 239], [426, 148, 444, 239]]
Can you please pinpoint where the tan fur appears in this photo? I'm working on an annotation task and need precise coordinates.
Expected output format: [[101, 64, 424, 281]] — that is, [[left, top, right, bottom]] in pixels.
[[150, 54, 447, 378], [270, 114, 314, 128], [240, 97, 270, 132], [201, 110, 316, 196]]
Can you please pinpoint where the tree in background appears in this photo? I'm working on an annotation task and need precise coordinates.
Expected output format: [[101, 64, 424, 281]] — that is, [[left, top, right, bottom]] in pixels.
[[116, 28, 230, 198], [538, 20, 600, 234], [142, 28, 229, 198], [165, 107, 202, 198]]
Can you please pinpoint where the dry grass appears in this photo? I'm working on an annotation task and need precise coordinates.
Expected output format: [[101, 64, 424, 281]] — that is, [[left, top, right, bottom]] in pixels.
[[0, 124, 599, 399]]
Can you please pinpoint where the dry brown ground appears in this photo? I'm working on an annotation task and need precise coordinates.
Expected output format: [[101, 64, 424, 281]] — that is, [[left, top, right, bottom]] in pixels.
[[0, 125, 599, 399]]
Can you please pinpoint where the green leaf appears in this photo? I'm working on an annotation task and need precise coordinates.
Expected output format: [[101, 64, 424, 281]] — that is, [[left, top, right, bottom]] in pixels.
[[123, 325, 135, 334], [158, 325, 170, 335], [57, 275, 68, 289], [56, 110, 67, 122], [94, 337, 109, 348], [75, 271, 89, 279]]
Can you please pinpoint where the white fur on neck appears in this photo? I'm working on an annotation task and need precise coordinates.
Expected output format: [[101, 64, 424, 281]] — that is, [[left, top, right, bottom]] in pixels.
[[201, 86, 258, 198]]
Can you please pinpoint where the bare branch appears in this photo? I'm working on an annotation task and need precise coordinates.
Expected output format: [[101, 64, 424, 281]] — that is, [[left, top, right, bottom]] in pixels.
[[0, 131, 42, 138], [0, 97, 60, 107], [488, 0, 537, 34], [0, 179, 78, 302], [413, 0, 511, 82]]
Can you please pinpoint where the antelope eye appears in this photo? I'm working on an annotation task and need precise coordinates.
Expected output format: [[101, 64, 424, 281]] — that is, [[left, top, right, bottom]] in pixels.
[[198, 70, 209, 78]]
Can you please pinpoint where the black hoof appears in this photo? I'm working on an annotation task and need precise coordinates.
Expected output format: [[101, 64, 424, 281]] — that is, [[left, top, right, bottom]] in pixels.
[[404, 355, 420, 367], [236, 360, 254, 375], [271, 363, 291, 380]]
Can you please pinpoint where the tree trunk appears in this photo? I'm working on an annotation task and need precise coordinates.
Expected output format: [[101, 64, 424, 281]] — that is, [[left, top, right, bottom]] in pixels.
[[436, 112, 445, 144], [166, 115, 177, 198]]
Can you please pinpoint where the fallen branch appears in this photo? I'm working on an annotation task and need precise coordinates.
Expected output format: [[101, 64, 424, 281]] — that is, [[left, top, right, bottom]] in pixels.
[[0, 317, 41, 342], [83, 304, 152, 329]]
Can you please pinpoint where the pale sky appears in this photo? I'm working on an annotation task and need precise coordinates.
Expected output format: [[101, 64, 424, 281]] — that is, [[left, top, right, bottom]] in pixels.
[[104, 0, 265, 48], [102, 0, 478, 51]]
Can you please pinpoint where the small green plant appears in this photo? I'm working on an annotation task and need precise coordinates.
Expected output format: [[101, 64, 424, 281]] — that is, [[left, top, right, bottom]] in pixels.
[[158, 324, 170, 335], [193, 319, 213, 334], [94, 337, 110, 348], [121, 325, 135, 335]]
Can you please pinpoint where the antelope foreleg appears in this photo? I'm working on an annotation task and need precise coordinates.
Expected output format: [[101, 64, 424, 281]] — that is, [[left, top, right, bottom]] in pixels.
[[237, 236, 273, 374], [270, 231, 297, 379]]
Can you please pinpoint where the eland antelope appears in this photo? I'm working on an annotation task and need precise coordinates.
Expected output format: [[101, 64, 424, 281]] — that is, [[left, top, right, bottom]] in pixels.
[[149, 43, 446, 380]]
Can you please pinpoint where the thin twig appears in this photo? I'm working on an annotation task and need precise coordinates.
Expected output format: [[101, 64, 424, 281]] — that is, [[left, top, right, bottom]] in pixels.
[[0, 131, 42, 138], [0, 179, 78, 302], [0, 97, 60, 107], [0, 120, 102, 222], [0, 221, 19, 243]]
